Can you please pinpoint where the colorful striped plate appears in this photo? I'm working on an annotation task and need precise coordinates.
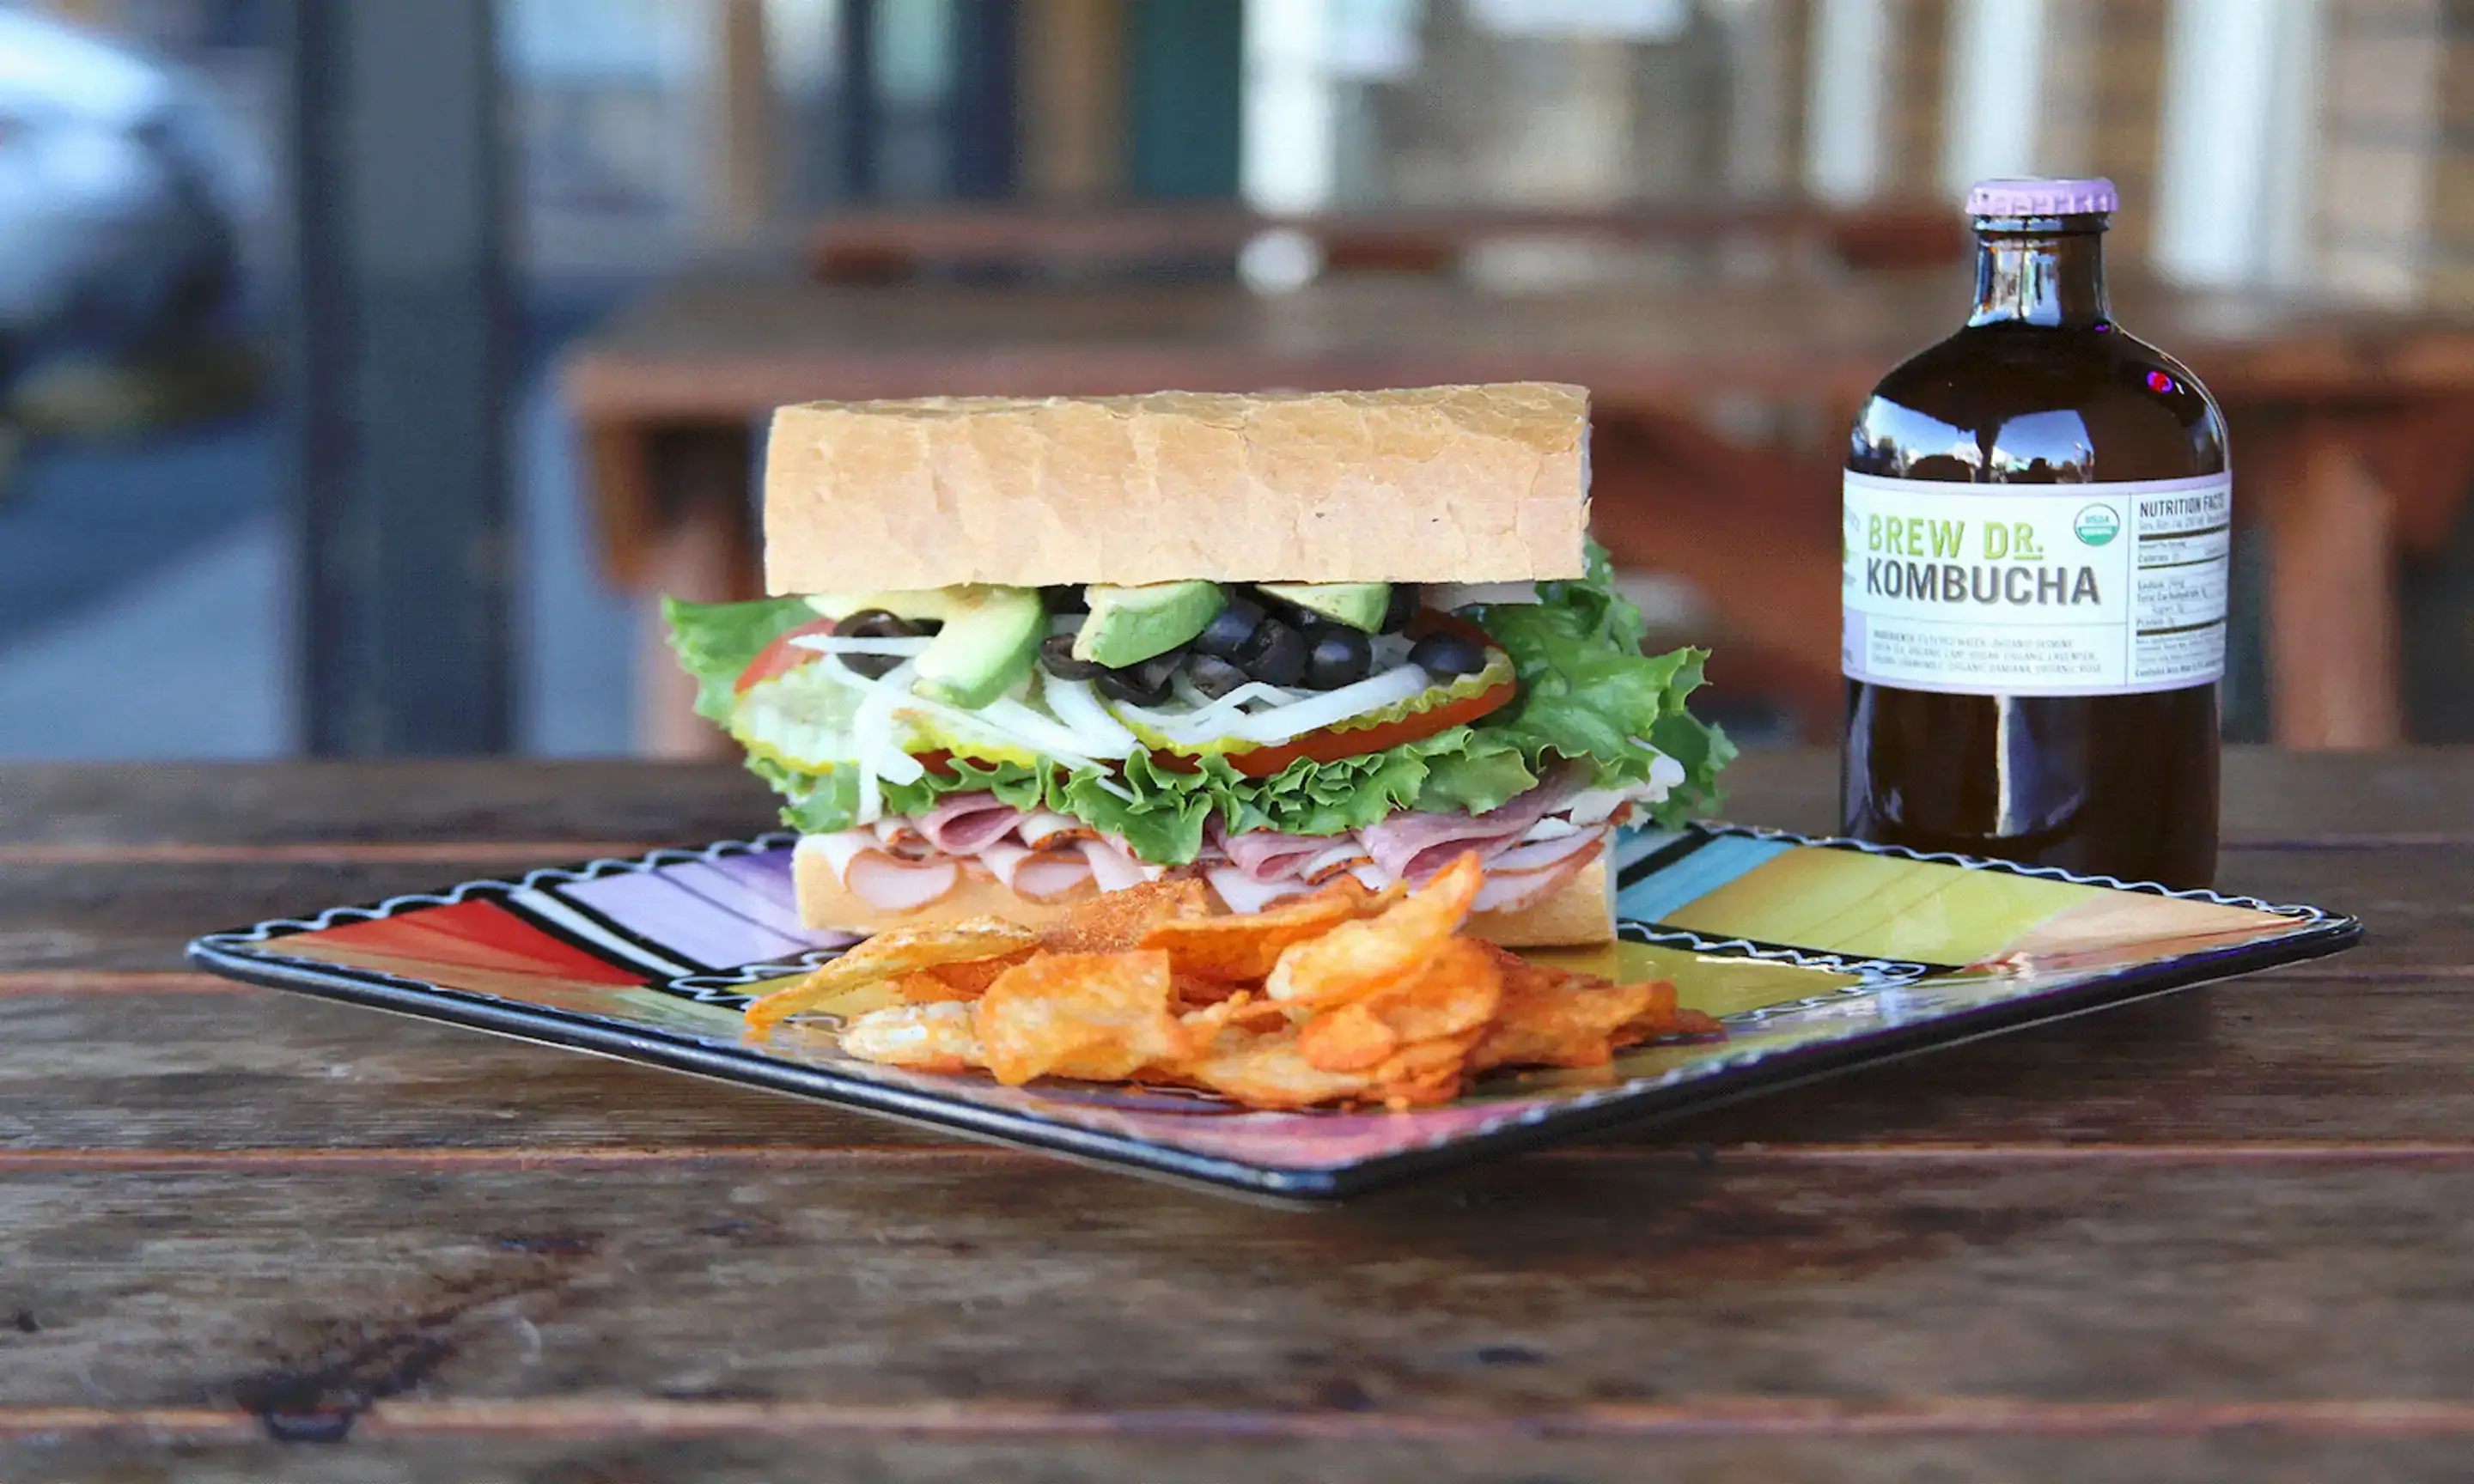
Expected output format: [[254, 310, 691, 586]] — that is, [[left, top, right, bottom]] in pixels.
[[189, 826, 2358, 1201]]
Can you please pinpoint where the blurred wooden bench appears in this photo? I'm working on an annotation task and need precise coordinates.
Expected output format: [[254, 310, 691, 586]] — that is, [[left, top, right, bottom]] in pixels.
[[807, 200, 1968, 283], [565, 214, 2474, 759]]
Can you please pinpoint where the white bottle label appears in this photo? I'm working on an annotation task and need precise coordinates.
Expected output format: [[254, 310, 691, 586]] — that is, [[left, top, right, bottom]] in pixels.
[[1841, 471, 2229, 696]]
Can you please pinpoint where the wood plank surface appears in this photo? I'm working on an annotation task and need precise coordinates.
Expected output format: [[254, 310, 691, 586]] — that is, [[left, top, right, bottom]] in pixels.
[[12, 1435, 2471, 1484], [0, 974, 2461, 1154], [4, 1160, 2471, 1412], [0, 754, 2459, 1482]]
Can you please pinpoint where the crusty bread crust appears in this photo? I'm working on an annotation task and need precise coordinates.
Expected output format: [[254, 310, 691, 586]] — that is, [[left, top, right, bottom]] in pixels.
[[763, 384, 1591, 593], [795, 848, 1615, 949]]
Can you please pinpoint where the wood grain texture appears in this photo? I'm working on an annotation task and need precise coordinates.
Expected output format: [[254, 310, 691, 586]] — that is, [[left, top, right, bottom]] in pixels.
[[0, 754, 2459, 1480], [13, 1435, 2472, 1484], [4, 1160, 2471, 1414], [0, 976, 2464, 1154]]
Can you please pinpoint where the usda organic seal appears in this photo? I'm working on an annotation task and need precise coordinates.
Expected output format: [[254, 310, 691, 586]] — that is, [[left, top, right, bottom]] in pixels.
[[2074, 505, 2121, 546]]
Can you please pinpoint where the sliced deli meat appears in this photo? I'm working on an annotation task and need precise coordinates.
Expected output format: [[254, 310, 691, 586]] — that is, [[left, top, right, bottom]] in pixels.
[[1471, 836, 1606, 915], [1222, 830, 1335, 883], [1205, 866, 1325, 916], [1487, 825, 1609, 875], [843, 852, 964, 912], [1359, 767, 1586, 883], [979, 840, 1097, 903], [915, 792, 1026, 855]]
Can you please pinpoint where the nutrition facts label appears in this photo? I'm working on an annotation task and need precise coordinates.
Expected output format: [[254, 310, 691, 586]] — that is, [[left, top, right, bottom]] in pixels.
[[1841, 471, 2230, 697]]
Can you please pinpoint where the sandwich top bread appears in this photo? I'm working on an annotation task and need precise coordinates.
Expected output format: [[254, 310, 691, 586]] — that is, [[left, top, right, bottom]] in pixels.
[[762, 385, 1591, 592], [667, 383, 1729, 947]]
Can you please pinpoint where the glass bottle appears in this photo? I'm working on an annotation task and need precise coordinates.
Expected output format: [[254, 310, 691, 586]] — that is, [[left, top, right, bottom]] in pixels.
[[1840, 178, 2227, 889]]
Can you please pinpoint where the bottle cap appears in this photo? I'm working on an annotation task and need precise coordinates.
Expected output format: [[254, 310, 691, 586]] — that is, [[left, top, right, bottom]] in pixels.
[[1965, 177, 2118, 217]]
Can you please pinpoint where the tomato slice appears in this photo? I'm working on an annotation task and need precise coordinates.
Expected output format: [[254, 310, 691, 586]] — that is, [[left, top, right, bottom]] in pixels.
[[734, 617, 838, 695], [1155, 611, 1516, 779]]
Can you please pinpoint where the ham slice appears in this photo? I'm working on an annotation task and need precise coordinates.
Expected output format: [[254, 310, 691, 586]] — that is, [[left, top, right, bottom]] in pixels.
[[1298, 842, 1370, 884], [979, 841, 1096, 903], [871, 817, 924, 847], [1222, 830, 1334, 883], [1206, 866, 1322, 915], [915, 793, 1024, 855], [1016, 810, 1096, 850], [799, 830, 884, 879], [1471, 836, 1605, 914], [1078, 837, 1155, 894], [1358, 767, 1586, 883], [1488, 825, 1608, 875], [843, 852, 963, 912]]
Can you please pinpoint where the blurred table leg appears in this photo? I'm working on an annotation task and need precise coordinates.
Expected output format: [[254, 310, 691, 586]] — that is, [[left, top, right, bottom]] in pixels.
[[1587, 410, 1846, 734], [632, 427, 757, 760]]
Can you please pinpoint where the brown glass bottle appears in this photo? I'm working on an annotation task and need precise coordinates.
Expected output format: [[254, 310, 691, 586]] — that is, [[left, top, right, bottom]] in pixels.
[[1840, 179, 2226, 889]]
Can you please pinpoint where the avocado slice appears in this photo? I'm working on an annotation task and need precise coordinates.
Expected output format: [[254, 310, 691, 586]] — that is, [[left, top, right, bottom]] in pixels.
[[1256, 581, 1392, 632], [911, 586, 1045, 709], [805, 588, 969, 623], [1071, 581, 1227, 668]]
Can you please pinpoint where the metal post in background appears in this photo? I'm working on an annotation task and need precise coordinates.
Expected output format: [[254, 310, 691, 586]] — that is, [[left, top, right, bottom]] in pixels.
[[948, 0, 1020, 199], [277, 0, 512, 755], [836, 0, 881, 201]]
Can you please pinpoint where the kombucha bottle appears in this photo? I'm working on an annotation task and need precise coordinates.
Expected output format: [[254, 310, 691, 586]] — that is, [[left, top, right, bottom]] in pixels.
[[1840, 178, 2227, 889]]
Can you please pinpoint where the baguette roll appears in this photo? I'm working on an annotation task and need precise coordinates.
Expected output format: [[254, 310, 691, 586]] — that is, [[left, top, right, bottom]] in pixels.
[[763, 383, 1591, 593]]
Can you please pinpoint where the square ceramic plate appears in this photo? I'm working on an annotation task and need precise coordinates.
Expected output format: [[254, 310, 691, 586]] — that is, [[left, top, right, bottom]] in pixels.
[[189, 825, 2359, 1201]]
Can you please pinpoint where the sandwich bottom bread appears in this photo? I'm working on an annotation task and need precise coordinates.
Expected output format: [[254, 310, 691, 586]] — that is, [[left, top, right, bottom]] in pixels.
[[795, 831, 1620, 947]]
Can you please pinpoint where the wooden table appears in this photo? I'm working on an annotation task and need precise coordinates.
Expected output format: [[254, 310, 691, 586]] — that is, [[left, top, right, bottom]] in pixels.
[[5, 750, 2469, 1480], [564, 269, 2474, 757]]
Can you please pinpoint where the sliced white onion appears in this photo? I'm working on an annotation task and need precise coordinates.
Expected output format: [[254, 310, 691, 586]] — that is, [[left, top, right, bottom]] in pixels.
[[1226, 665, 1435, 745], [789, 635, 935, 656], [1489, 826, 1606, 874], [976, 694, 1123, 766], [846, 656, 923, 823], [1563, 788, 1632, 827], [1034, 677, 1140, 759]]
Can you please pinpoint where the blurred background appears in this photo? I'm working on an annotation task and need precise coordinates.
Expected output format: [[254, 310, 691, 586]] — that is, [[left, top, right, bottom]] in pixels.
[[4, 0, 2471, 762]]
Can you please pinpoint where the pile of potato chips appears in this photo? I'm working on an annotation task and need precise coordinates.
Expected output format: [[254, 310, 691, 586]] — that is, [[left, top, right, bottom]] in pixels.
[[744, 853, 1721, 1110]]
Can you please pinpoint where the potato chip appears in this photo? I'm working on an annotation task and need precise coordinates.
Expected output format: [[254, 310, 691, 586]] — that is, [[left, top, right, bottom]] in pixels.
[[1368, 1031, 1484, 1109], [838, 1001, 985, 1073], [1140, 879, 1368, 983], [1471, 976, 1654, 1073], [897, 952, 1033, 1004], [974, 950, 1194, 1086], [1298, 1001, 1398, 1073], [746, 917, 1042, 1030], [1039, 877, 1216, 955], [1179, 1025, 1376, 1110], [1264, 852, 1485, 1008], [1355, 938, 1503, 1044]]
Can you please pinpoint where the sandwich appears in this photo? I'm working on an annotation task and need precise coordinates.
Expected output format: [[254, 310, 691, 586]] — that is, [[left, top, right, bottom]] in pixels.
[[664, 383, 1730, 947]]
